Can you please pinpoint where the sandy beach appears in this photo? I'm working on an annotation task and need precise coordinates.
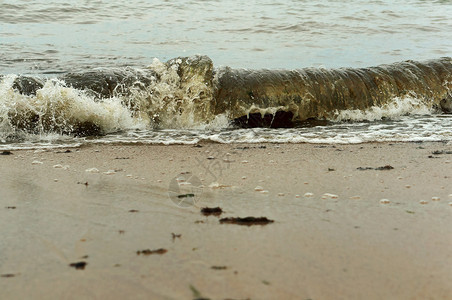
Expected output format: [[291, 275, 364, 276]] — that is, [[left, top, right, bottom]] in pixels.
[[1, 142, 451, 299]]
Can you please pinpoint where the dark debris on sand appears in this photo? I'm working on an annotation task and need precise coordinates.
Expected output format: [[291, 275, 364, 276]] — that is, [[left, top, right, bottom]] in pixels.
[[56, 149, 72, 154], [69, 261, 87, 270], [432, 150, 452, 155], [171, 233, 182, 240], [0, 151, 12, 155], [211, 266, 228, 270], [178, 193, 195, 198], [201, 207, 223, 216], [375, 165, 394, 170], [136, 248, 168, 255], [219, 217, 274, 226], [357, 165, 394, 170]]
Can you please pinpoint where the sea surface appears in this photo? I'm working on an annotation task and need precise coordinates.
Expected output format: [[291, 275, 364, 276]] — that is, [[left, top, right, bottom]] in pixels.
[[1, 0, 452, 149]]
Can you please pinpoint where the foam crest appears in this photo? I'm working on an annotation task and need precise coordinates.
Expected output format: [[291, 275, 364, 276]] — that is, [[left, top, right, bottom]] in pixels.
[[0, 75, 146, 139], [332, 96, 434, 122], [127, 56, 216, 129]]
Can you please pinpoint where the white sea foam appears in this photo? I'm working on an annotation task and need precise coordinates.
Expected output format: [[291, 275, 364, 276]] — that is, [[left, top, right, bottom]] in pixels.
[[0, 75, 146, 138], [132, 58, 216, 129], [332, 96, 434, 122]]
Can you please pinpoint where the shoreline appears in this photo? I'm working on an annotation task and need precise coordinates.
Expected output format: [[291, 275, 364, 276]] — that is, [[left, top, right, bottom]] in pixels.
[[1, 141, 451, 299]]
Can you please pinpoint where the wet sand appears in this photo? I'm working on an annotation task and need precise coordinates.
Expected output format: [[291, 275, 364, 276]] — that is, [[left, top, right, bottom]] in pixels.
[[1, 142, 451, 300]]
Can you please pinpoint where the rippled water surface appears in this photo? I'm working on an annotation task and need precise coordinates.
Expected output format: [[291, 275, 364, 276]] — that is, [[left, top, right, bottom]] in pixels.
[[1, 0, 451, 74]]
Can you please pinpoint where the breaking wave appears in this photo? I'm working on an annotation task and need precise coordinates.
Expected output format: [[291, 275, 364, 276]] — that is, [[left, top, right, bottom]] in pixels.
[[1, 55, 451, 146]]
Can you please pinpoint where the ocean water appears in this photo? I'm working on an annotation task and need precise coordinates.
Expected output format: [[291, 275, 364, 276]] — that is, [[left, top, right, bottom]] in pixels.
[[1, 0, 451, 149]]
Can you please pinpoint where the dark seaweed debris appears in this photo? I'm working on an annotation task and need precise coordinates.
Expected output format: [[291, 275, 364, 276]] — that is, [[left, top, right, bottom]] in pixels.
[[219, 217, 274, 226], [201, 207, 223, 216], [432, 150, 452, 155], [0, 151, 12, 155], [357, 165, 394, 170], [211, 266, 227, 270], [178, 193, 195, 198], [56, 149, 72, 154], [136, 248, 167, 255], [375, 165, 394, 170], [171, 233, 182, 240], [1, 274, 17, 278], [69, 261, 87, 270]]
